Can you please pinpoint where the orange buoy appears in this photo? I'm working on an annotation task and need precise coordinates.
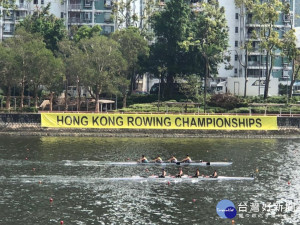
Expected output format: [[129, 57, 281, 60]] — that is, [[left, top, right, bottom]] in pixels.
[[232, 219, 235, 224]]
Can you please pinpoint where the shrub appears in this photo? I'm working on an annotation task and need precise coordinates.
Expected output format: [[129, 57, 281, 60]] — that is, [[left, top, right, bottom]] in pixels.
[[208, 94, 245, 110]]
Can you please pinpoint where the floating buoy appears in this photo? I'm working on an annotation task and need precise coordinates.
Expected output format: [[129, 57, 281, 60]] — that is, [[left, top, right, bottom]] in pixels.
[[27, 148, 29, 151], [39, 181, 42, 184], [60, 221, 64, 225], [167, 181, 170, 185], [25, 157, 28, 160], [232, 219, 235, 224], [288, 181, 291, 185], [145, 169, 149, 172], [32, 168, 36, 171], [192, 199, 196, 202], [50, 198, 53, 203], [256, 168, 259, 173]]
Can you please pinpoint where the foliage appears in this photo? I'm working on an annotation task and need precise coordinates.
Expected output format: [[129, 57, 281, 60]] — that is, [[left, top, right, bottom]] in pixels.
[[73, 25, 102, 42], [282, 29, 300, 98], [77, 35, 127, 112], [149, 0, 192, 98], [251, 0, 284, 99], [17, 3, 66, 52], [111, 27, 149, 107], [208, 94, 246, 110], [178, 74, 202, 102]]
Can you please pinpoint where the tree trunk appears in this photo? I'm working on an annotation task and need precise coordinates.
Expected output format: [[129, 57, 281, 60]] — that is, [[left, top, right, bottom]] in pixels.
[[204, 58, 209, 113], [122, 93, 127, 108], [50, 92, 54, 112], [290, 62, 300, 98], [264, 52, 270, 99], [95, 91, 99, 113], [33, 85, 38, 108], [244, 48, 248, 97], [64, 80, 68, 111], [20, 78, 25, 109], [77, 80, 80, 111], [5, 85, 11, 110]]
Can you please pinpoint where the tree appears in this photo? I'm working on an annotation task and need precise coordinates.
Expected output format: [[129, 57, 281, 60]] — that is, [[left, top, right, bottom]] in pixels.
[[40, 55, 65, 111], [111, 27, 149, 108], [150, 0, 192, 98], [17, 2, 66, 52], [78, 36, 127, 112], [73, 25, 102, 43], [234, 0, 255, 97], [282, 29, 300, 99], [251, 0, 283, 99], [0, 44, 18, 109], [181, 0, 229, 112]]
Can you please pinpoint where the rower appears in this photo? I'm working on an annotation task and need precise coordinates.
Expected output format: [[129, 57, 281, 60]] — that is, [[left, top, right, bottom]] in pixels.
[[210, 170, 218, 178], [159, 169, 166, 178], [192, 168, 200, 178], [138, 155, 148, 163], [181, 154, 192, 163], [167, 155, 177, 163], [176, 167, 183, 178], [153, 155, 163, 163]]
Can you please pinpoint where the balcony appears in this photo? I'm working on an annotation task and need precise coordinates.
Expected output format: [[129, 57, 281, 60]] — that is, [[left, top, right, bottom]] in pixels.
[[68, 17, 92, 24], [68, 4, 82, 10]]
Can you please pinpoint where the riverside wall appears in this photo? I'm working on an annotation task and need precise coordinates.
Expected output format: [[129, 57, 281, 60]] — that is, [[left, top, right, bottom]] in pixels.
[[0, 113, 300, 138]]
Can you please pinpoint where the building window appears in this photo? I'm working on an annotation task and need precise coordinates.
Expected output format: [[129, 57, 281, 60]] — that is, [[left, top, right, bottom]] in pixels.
[[41, 0, 44, 4], [235, 27, 238, 33], [235, 13, 239, 19], [234, 68, 238, 74], [61, 12, 64, 18], [235, 41, 238, 47], [34, 0, 38, 4], [235, 55, 238, 61]]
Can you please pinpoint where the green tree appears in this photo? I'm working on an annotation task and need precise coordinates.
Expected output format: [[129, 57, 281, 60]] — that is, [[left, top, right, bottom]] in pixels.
[[150, 0, 192, 98], [0, 43, 18, 109], [251, 0, 283, 99], [73, 25, 102, 43], [18, 3, 66, 52], [78, 36, 127, 112], [40, 56, 65, 111], [234, 0, 255, 97], [111, 27, 149, 108], [282, 29, 300, 99], [181, 0, 229, 112]]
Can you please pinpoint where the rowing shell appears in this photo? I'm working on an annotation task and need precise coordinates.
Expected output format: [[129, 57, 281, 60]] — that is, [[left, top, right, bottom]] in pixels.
[[103, 161, 233, 166], [100, 175, 254, 181]]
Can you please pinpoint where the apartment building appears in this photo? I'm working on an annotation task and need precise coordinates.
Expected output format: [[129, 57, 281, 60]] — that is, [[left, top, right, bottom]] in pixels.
[[0, 0, 115, 40]]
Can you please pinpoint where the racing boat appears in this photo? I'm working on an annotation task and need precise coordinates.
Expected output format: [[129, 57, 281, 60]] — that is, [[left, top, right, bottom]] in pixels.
[[102, 161, 233, 166], [100, 175, 254, 182]]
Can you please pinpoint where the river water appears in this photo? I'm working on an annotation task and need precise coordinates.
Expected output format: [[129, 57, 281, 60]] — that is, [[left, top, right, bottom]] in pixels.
[[0, 136, 300, 225]]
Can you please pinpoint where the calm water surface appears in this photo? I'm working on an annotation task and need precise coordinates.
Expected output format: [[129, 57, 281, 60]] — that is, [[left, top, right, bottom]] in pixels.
[[0, 136, 300, 225]]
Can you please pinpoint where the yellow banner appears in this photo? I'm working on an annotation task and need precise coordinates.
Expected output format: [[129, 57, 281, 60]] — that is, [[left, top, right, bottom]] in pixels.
[[41, 113, 278, 130]]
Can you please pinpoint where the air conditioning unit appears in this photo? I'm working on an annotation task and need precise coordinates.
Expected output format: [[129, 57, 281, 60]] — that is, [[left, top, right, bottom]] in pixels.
[[282, 71, 289, 78]]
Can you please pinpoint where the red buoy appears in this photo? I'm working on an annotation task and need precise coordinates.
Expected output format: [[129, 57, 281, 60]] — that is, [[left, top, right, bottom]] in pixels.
[[192, 199, 196, 202], [60, 221, 64, 225], [50, 198, 53, 203], [25, 157, 28, 160], [167, 181, 170, 185], [288, 181, 291, 185]]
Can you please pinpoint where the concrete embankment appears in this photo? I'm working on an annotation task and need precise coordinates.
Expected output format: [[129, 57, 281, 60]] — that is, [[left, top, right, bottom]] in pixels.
[[0, 113, 300, 138]]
